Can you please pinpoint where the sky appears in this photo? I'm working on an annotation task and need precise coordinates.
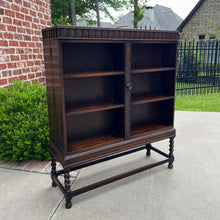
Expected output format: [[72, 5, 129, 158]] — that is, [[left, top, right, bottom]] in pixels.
[[148, 0, 200, 19], [106, 0, 200, 22]]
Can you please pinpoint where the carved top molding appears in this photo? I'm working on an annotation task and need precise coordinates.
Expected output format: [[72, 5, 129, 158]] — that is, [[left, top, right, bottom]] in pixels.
[[42, 25, 179, 41]]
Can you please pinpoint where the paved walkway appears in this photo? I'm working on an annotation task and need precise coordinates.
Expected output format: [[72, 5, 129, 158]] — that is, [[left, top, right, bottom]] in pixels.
[[0, 159, 52, 174], [0, 159, 79, 177], [0, 111, 220, 220]]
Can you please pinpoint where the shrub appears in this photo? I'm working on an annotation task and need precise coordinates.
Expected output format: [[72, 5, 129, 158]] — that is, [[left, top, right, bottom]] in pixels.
[[0, 80, 50, 163]]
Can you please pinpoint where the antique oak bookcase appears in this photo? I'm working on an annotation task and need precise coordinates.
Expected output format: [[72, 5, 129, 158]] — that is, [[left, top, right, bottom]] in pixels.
[[42, 26, 179, 209]]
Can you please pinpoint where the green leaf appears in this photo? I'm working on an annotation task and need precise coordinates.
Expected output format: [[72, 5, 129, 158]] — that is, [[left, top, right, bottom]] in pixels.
[[0, 80, 50, 163]]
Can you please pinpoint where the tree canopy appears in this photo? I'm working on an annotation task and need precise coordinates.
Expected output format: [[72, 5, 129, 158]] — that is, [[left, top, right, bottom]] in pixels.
[[131, 0, 147, 28], [51, 0, 148, 28], [51, 0, 128, 25]]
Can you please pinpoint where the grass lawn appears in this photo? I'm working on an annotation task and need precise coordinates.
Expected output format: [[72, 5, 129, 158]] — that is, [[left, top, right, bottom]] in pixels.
[[175, 93, 220, 112]]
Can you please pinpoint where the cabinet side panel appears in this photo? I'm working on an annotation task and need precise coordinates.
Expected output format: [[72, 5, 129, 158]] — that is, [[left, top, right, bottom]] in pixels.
[[43, 41, 55, 146], [43, 39, 66, 154], [173, 43, 178, 125]]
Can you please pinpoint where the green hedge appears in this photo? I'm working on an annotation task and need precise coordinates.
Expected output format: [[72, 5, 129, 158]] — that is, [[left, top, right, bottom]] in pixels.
[[0, 80, 50, 163]]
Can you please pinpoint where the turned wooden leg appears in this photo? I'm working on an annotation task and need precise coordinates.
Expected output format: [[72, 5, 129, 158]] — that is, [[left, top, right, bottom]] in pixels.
[[64, 171, 72, 209], [168, 137, 175, 169], [51, 154, 57, 187], [64, 171, 71, 192], [146, 143, 151, 156]]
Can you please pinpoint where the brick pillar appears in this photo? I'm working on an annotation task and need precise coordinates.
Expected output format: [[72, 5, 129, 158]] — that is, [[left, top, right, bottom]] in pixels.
[[0, 0, 51, 88]]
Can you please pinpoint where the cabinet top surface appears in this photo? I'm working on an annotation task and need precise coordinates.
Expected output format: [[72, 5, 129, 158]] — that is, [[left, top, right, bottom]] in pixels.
[[42, 25, 179, 41]]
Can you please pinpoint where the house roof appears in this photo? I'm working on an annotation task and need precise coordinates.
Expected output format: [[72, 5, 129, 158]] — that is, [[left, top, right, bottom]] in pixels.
[[114, 4, 183, 30], [177, 0, 205, 31], [77, 21, 113, 28]]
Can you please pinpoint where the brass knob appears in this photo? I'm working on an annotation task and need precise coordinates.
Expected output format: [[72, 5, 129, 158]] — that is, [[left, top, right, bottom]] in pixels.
[[126, 82, 133, 90]]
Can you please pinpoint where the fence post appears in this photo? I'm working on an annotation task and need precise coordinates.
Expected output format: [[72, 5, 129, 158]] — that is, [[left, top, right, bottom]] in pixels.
[[213, 40, 218, 88], [195, 40, 199, 94]]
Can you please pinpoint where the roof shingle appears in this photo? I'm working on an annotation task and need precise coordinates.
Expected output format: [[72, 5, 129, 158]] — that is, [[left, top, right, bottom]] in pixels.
[[114, 4, 183, 30]]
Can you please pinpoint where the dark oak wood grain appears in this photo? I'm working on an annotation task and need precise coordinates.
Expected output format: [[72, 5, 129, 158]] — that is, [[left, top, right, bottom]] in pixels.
[[42, 26, 178, 209], [66, 103, 124, 116], [67, 134, 123, 153], [131, 95, 174, 105], [131, 124, 173, 137], [131, 67, 176, 74], [64, 71, 125, 78]]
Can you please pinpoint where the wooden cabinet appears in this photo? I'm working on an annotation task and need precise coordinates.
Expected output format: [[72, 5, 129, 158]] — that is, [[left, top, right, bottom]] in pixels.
[[42, 26, 179, 209]]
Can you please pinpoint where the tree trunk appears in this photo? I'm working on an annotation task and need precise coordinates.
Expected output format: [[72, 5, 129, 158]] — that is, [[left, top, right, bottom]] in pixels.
[[95, 0, 101, 27], [134, 0, 138, 28], [70, 1, 76, 26]]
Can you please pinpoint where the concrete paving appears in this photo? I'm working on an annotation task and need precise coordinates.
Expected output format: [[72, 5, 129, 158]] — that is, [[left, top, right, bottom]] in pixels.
[[0, 111, 220, 220]]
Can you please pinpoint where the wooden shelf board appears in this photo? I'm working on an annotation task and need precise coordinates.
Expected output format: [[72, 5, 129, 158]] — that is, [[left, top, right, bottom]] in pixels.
[[131, 124, 172, 138], [66, 103, 124, 116], [131, 67, 176, 74], [64, 71, 125, 78], [131, 95, 174, 105], [67, 134, 123, 153]]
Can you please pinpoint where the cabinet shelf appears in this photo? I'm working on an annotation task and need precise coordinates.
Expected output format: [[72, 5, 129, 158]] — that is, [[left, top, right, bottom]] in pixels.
[[66, 103, 124, 116], [131, 67, 176, 74], [64, 71, 124, 78], [131, 124, 172, 138], [67, 134, 123, 153], [131, 95, 174, 105]]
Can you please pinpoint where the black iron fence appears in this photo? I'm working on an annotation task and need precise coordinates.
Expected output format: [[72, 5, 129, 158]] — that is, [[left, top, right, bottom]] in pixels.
[[176, 40, 220, 96]]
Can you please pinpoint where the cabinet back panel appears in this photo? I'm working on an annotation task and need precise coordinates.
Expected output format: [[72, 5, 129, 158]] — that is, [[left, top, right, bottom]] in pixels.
[[62, 43, 124, 73], [66, 109, 124, 142], [64, 76, 123, 111], [160, 99, 174, 125], [131, 71, 175, 98], [161, 71, 175, 96], [132, 43, 176, 69], [131, 73, 162, 98], [114, 108, 125, 135], [131, 100, 174, 128], [131, 103, 160, 128], [162, 44, 177, 67]]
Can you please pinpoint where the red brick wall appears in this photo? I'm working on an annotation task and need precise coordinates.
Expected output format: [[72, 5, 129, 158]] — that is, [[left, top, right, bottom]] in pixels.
[[0, 0, 51, 88]]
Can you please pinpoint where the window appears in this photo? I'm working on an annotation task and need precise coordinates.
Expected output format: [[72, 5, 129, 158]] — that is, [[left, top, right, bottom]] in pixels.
[[199, 35, 205, 40]]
